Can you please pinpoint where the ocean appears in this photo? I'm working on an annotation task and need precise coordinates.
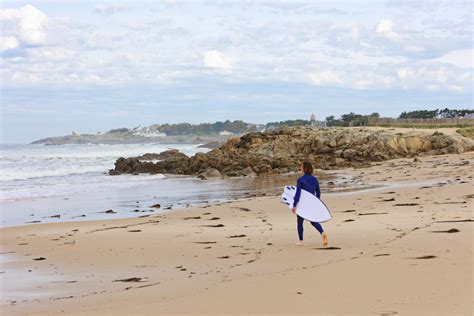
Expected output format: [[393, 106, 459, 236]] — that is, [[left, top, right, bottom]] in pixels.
[[0, 143, 303, 227]]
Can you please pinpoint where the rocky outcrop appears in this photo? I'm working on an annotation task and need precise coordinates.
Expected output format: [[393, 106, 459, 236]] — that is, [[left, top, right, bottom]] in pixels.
[[111, 149, 190, 175], [109, 127, 474, 176]]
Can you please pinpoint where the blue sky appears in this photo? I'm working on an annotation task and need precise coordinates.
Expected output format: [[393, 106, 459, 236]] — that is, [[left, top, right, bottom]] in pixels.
[[1, 0, 472, 143]]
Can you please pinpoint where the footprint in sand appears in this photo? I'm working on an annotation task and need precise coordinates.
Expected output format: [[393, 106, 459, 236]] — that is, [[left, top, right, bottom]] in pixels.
[[313, 247, 341, 250], [431, 228, 460, 233], [113, 277, 146, 282], [413, 255, 437, 259], [377, 311, 398, 316], [227, 234, 246, 238]]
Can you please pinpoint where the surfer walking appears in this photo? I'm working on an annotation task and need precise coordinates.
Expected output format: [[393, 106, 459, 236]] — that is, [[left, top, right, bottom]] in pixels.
[[292, 162, 329, 247]]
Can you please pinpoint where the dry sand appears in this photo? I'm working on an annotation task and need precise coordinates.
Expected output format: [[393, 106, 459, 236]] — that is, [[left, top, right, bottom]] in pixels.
[[1, 152, 473, 315]]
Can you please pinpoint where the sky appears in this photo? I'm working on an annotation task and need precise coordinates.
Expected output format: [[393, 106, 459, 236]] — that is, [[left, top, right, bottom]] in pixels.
[[0, 0, 472, 143]]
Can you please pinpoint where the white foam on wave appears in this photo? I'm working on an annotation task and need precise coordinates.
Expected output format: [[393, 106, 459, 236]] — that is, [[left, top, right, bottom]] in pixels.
[[0, 165, 109, 182], [0, 143, 202, 201]]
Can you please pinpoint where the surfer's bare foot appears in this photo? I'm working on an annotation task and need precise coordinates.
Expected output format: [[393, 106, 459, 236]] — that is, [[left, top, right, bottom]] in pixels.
[[295, 241, 304, 246], [322, 233, 328, 247]]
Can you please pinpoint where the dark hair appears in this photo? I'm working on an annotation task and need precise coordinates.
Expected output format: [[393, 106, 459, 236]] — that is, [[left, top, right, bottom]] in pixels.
[[302, 161, 313, 174]]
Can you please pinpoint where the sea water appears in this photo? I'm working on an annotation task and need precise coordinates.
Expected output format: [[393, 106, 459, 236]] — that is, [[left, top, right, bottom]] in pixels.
[[0, 143, 204, 226], [0, 143, 303, 227], [0, 143, 202, 202]]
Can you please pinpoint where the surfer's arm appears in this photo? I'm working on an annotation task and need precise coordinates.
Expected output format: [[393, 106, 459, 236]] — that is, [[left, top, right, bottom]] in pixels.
[[315, 180, 321, 199], [293, 179, 302, 207]]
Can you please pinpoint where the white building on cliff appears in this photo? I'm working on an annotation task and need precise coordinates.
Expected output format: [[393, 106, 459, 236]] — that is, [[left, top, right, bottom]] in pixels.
[[310, 113, 326, 128]]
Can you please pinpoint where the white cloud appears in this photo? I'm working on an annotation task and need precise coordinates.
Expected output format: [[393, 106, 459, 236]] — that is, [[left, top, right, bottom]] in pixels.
[[428, 49, 473, 69], [33, 47, 75, 60], [0, 1, 471, 95], [95, 4, 126, 15], [0, 36, 19, 51], [447, 85, 464, 92], [396, 68, 412, 79], [308, 71, 343, 86], [376, 19, 392, 33], [203, 50, 232, 72], [0, 5, 47, 47], [375, 19, 400, 41], [350, 24, 360, 41]]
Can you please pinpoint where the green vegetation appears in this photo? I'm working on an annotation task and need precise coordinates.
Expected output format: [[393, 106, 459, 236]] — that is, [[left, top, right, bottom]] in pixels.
[[107, 128, 130, 134], [399, 108, 474, 119], [456, 127, 474, 139], [326, 112, 380, 127], [154, 120, 261, 135], [265, 119, 311, 129]]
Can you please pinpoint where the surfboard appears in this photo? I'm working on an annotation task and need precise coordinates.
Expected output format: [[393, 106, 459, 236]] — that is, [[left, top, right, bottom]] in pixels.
[[281, 185, 332, 223]]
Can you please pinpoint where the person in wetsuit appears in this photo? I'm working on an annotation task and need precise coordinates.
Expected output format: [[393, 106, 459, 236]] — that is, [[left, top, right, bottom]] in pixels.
[[291, 161, 329, 247]]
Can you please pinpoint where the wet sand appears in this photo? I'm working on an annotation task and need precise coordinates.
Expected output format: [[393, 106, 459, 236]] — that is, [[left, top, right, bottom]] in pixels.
[[1, 172, 348, 228], [1, 152, 473, 315]]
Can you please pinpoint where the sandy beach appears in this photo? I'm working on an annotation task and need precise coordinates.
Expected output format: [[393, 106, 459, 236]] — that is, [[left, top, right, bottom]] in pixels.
[[1, 152, 473, 315]]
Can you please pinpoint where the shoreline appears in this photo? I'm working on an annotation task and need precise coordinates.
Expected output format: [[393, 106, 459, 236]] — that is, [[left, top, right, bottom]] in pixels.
[[1, 152, 473, 315], [1, 177, 443, 230], [1, 171, 351, 229]]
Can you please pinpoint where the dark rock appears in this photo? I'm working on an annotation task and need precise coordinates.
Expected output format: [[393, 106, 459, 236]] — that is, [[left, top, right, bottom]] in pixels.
[[240, 166, 257, 177], [197, 168, 222, 180]]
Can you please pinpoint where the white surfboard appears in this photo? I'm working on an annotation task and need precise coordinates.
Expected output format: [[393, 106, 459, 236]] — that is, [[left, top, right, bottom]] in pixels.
[[281, 185, 332, 223]]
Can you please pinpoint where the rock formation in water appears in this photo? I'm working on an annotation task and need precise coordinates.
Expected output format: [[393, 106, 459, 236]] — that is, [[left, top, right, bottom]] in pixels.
[[109, 127, 474, 177]]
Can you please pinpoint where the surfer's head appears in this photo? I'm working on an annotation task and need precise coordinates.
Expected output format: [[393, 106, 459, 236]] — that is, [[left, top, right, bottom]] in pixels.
[[301, 161, 313, 174]]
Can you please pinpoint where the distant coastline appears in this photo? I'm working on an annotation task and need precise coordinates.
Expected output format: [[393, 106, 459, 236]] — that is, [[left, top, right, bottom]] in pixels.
[[30, 134, 232, 146], [30, 112, 474, 145]]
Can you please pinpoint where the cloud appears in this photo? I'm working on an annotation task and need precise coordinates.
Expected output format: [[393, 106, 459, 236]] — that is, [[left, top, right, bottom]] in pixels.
[[0, 1, 471, 95], [427, 49, 473, 69], [0, 5, 47, 47], [0, 36, 19, 51], [95, 4, 126, 15], [203, 50, 232, 73], [396, 68, 412, 79], [375, 19, 400, 41], [308, 71, 343, 86]]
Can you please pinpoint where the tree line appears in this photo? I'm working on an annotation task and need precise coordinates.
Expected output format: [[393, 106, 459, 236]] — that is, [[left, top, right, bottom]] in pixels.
[[107, 120, 262, 135], [399, 108, 473, 119], [105, 108, 473, 135]]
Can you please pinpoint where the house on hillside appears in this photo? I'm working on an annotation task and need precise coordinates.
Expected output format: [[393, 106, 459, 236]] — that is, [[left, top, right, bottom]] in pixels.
[[310, 113, 327, 128], [219, 130, 234, 136]]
